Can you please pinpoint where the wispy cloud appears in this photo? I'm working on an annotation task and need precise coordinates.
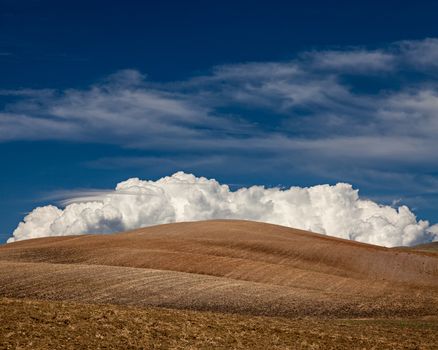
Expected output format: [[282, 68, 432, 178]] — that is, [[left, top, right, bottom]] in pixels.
[[397, 38, 438, 70], [302, 49, 395, 72], [1, 38, 438, 196]]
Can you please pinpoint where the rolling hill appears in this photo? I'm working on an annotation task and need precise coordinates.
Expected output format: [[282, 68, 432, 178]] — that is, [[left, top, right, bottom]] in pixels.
[[411, 241, 438, 254], [1, 220, 437, 319]]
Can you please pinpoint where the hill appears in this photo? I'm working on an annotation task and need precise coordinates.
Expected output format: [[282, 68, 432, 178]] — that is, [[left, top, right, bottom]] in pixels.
[[1, 220, 437, 318], [411, 241, 438, 254]]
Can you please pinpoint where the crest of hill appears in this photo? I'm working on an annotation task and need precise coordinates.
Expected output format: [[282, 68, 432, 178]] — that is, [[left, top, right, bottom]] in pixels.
[[410, 242, 438, 254]]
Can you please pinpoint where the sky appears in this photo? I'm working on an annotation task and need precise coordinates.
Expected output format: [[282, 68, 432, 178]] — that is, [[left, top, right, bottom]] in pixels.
[[1, 0, 438, 244]]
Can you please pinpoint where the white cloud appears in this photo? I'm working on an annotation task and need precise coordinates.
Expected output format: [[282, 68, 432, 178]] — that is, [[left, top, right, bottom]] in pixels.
[[2, 39, 438, 163], [8, 172, 437, 247], [428, 224, 438, 241], [304, 49, 395, 72], [398, 38, 438, 69]]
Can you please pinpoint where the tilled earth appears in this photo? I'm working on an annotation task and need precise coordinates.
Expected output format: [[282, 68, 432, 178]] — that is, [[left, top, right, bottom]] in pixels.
[[1, 298, 438, 350], [1, 220, 438, 348]]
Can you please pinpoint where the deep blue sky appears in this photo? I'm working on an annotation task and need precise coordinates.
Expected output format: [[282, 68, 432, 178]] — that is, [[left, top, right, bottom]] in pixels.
[[3, 0, 438, 88], [1, 0, 438, 243]]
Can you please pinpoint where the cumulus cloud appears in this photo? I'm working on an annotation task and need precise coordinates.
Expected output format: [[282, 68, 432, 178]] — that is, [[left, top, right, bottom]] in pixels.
[[8, 172, 438, 247]]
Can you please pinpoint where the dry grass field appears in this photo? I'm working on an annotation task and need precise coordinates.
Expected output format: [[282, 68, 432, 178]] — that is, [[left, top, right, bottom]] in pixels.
[[1, 220, 438, 348]]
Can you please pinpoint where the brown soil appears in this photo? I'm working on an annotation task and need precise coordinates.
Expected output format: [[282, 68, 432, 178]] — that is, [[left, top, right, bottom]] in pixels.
[[1, 297, 438, 350], [1, 220, 437, 348]]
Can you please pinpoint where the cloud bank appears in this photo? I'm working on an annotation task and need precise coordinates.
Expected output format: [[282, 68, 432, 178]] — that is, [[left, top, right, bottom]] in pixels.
[[9, 172, 438, 247]]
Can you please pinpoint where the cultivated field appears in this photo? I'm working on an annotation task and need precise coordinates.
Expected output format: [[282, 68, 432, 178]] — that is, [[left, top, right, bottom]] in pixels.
[[2, 298, 438, 349], [1, 220, 437, 348]]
